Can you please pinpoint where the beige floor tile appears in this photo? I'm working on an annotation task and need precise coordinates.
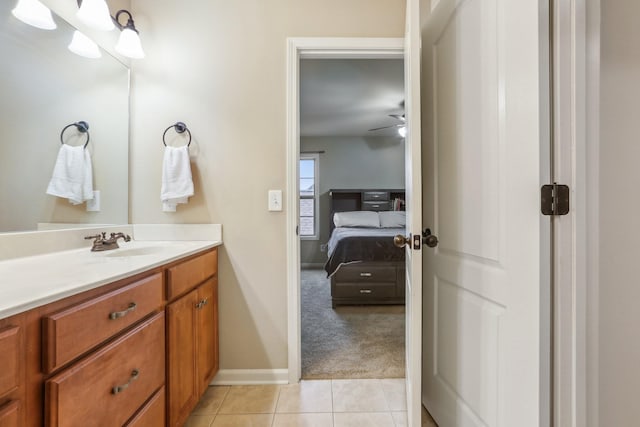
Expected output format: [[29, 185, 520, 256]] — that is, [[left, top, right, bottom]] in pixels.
[[334, 412, 395, 427], [331, 379, 389, 412], [380, 379, 407, 411], [421, 405, 438, 427], [211, 414, 274, 427], [185, 414, 216, 427], [218, 385, 280, 414], [192, 386, 231, 415], [276, 380, 333, 413], [273, 413, 334, 427], [391, 411, 407, 427]]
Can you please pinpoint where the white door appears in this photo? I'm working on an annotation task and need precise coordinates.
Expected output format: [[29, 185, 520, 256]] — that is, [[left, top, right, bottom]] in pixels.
[[404, 0, 423, 426], [421, 1, 547, 426]]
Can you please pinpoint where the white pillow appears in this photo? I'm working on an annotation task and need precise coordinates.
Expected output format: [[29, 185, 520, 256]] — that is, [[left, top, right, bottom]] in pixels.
[[333, 211, 380, 228], [379, 211, 406, 228]]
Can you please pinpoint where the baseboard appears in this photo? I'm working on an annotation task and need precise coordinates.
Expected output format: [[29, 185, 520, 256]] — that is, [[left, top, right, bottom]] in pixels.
[[301, 263, 324, 269], [210, 369, 290, 385]]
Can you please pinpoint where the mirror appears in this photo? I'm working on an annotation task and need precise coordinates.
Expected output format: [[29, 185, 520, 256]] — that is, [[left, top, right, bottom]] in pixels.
[[0, 4, 129, 233]]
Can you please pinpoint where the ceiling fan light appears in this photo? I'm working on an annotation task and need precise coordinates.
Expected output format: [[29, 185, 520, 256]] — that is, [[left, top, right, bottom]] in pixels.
[[77, 0, 114, 31], [68, 30, 102, 59], [398, 126, 407, 138], [115, 28, 145, 59], [11, 0, 57, 30]]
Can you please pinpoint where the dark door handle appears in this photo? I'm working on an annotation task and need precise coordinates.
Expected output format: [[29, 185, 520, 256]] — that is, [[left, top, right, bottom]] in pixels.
[[422, 228, 439, 248]]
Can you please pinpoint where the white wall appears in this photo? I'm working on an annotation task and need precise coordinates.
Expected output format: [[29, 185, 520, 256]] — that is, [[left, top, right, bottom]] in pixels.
[[594, 1, 640, 424], [300, 136, 405, 264], [129, 0, 406, 370]]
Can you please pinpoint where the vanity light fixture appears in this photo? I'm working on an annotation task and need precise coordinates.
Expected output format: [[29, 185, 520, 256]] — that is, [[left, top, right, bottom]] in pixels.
[[398, 126, 407, 138], [11, 0, 57, 30], [113, 10, 145, 59], [68, 30, 101, 59], [76, 0, 114, 31]]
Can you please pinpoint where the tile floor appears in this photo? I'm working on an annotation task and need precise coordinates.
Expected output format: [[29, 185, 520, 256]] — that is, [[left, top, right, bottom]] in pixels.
[[185, 379, 438, 427]]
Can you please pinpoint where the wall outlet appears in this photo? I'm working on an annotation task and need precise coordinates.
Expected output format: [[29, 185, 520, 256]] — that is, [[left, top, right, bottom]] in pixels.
[[86, 190, 100, 212]]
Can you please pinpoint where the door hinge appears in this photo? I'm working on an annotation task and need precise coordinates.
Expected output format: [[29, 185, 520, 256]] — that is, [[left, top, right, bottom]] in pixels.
[[541, 184, 570, 216]]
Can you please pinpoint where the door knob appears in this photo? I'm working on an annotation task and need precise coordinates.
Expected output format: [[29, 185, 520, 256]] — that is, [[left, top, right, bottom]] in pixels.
[[394, 234, 411, 248], [422, 228, 439, 248]]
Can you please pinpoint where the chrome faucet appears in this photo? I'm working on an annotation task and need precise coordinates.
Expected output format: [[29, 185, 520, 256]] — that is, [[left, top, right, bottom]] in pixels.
[[84, 232, 132, 252]]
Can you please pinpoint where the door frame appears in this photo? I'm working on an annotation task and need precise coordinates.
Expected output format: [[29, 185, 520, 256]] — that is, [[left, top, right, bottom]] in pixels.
[[553, 0, 596, 425], [285, 37, 405, 384]]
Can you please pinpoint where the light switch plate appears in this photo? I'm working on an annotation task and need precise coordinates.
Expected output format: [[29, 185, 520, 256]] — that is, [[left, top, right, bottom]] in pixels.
[[86, 190, 100, 212], [268, 190, 282, 211]]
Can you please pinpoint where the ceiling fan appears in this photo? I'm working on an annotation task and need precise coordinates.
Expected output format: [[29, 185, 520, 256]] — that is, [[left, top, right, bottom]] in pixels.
[[368, 113, 406, 137]]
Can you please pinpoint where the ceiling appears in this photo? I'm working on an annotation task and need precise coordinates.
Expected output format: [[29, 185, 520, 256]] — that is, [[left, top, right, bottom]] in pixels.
[[300, 58, 405, 138]]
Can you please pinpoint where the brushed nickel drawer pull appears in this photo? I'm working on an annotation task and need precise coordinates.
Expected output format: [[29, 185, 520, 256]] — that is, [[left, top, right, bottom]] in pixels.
[[360, 272, 372, 277], [360, 289, 373, 294], [109, 302, 137, 320], [111, 369, 139, 395]]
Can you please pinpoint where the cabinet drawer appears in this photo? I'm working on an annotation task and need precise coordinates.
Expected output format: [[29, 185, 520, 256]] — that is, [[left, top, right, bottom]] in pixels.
[[362, 191, 390, 201], [46, 312, 165, 427], [332, 282, 397, 298], [362, 201, 392, 211], [0, 400, 19, 427], [125, 386, 165, 427], [0, 325, 20, 397], [334, 265, 396, 282], [43, 273, 163, 374], [167, 249, 217, 300]]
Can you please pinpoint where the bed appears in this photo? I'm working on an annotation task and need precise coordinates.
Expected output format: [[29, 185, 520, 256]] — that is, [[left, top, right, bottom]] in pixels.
[[323, 190, 406, 307]]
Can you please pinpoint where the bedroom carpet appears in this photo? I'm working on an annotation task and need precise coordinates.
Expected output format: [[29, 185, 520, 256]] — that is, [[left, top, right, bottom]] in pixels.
[[301, 268, 405, 379]]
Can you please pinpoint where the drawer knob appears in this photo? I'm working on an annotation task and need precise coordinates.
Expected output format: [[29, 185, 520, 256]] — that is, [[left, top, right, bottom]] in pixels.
[[111, 369, 140, 395], [109, 302, 137, 320], [195, 298, 209, 309], [360, 289, 373, 294], [360, 272, 372, 277]]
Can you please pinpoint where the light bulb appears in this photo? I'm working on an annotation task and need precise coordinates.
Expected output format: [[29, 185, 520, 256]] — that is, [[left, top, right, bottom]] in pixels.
[[68, 30, 101, 59], [115, 28, 145, 59], [398, 126, 407, 138], [77, 0, 114, 31], [11, 0, 56, 30]]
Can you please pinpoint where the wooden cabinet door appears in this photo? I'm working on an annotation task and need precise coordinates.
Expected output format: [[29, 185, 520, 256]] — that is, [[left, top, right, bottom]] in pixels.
[[166, 289, 198, 427], [196, 278, 218, 395]]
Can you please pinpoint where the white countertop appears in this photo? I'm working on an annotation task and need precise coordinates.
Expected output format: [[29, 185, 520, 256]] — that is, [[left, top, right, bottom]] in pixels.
[[0, 239, 222, 319]]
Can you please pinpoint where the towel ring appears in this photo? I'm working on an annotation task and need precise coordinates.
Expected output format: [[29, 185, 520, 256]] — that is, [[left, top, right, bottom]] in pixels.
[[163, 122, 191, 147], [60, 121, 90, 148]]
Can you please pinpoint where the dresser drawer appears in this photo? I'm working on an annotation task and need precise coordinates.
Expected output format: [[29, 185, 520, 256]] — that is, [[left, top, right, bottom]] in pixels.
[[0, 325, 20, 397], [334, 265, 397, 282], [167, 249, 217, 300], [361, 201, 392, 211], [43, 273, 163, 374], [362, 191, 390, 201], [46, 312, 165, 427], [125, 386, 165, 427], [332, 282, 397, 298]]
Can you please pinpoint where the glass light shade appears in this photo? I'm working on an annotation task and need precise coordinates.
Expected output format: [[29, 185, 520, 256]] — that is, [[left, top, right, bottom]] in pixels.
[[398, 126, 407, 138], [68, 30, 101, 59], [77, 0, 114, 31], [115, 28, 145, 59], [11, 0, 56, 30]]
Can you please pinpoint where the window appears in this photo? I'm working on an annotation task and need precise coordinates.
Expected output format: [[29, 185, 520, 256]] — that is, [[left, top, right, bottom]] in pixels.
[[299, 154, 319, 239]]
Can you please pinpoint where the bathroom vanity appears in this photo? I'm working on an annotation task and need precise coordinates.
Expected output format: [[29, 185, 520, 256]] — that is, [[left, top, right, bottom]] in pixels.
[[0, 236, 220, 427]]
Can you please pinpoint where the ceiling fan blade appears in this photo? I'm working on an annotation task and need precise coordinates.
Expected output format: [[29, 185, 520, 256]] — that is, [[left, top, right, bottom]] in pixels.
[[388, 114, 406, 121], [368, 123, 403, 132]]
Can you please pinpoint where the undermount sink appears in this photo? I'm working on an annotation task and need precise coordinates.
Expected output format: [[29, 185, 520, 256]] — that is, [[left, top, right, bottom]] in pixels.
[[104, 246, 166, 258]]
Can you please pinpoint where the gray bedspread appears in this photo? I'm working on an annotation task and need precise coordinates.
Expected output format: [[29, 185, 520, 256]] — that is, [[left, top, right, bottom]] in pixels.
[[324, 227, 406, 277]]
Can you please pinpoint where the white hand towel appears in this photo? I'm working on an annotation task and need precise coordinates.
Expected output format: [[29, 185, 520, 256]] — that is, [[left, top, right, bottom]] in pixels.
[[161, 145, 194, 212], [46, 144, 94, 205]]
